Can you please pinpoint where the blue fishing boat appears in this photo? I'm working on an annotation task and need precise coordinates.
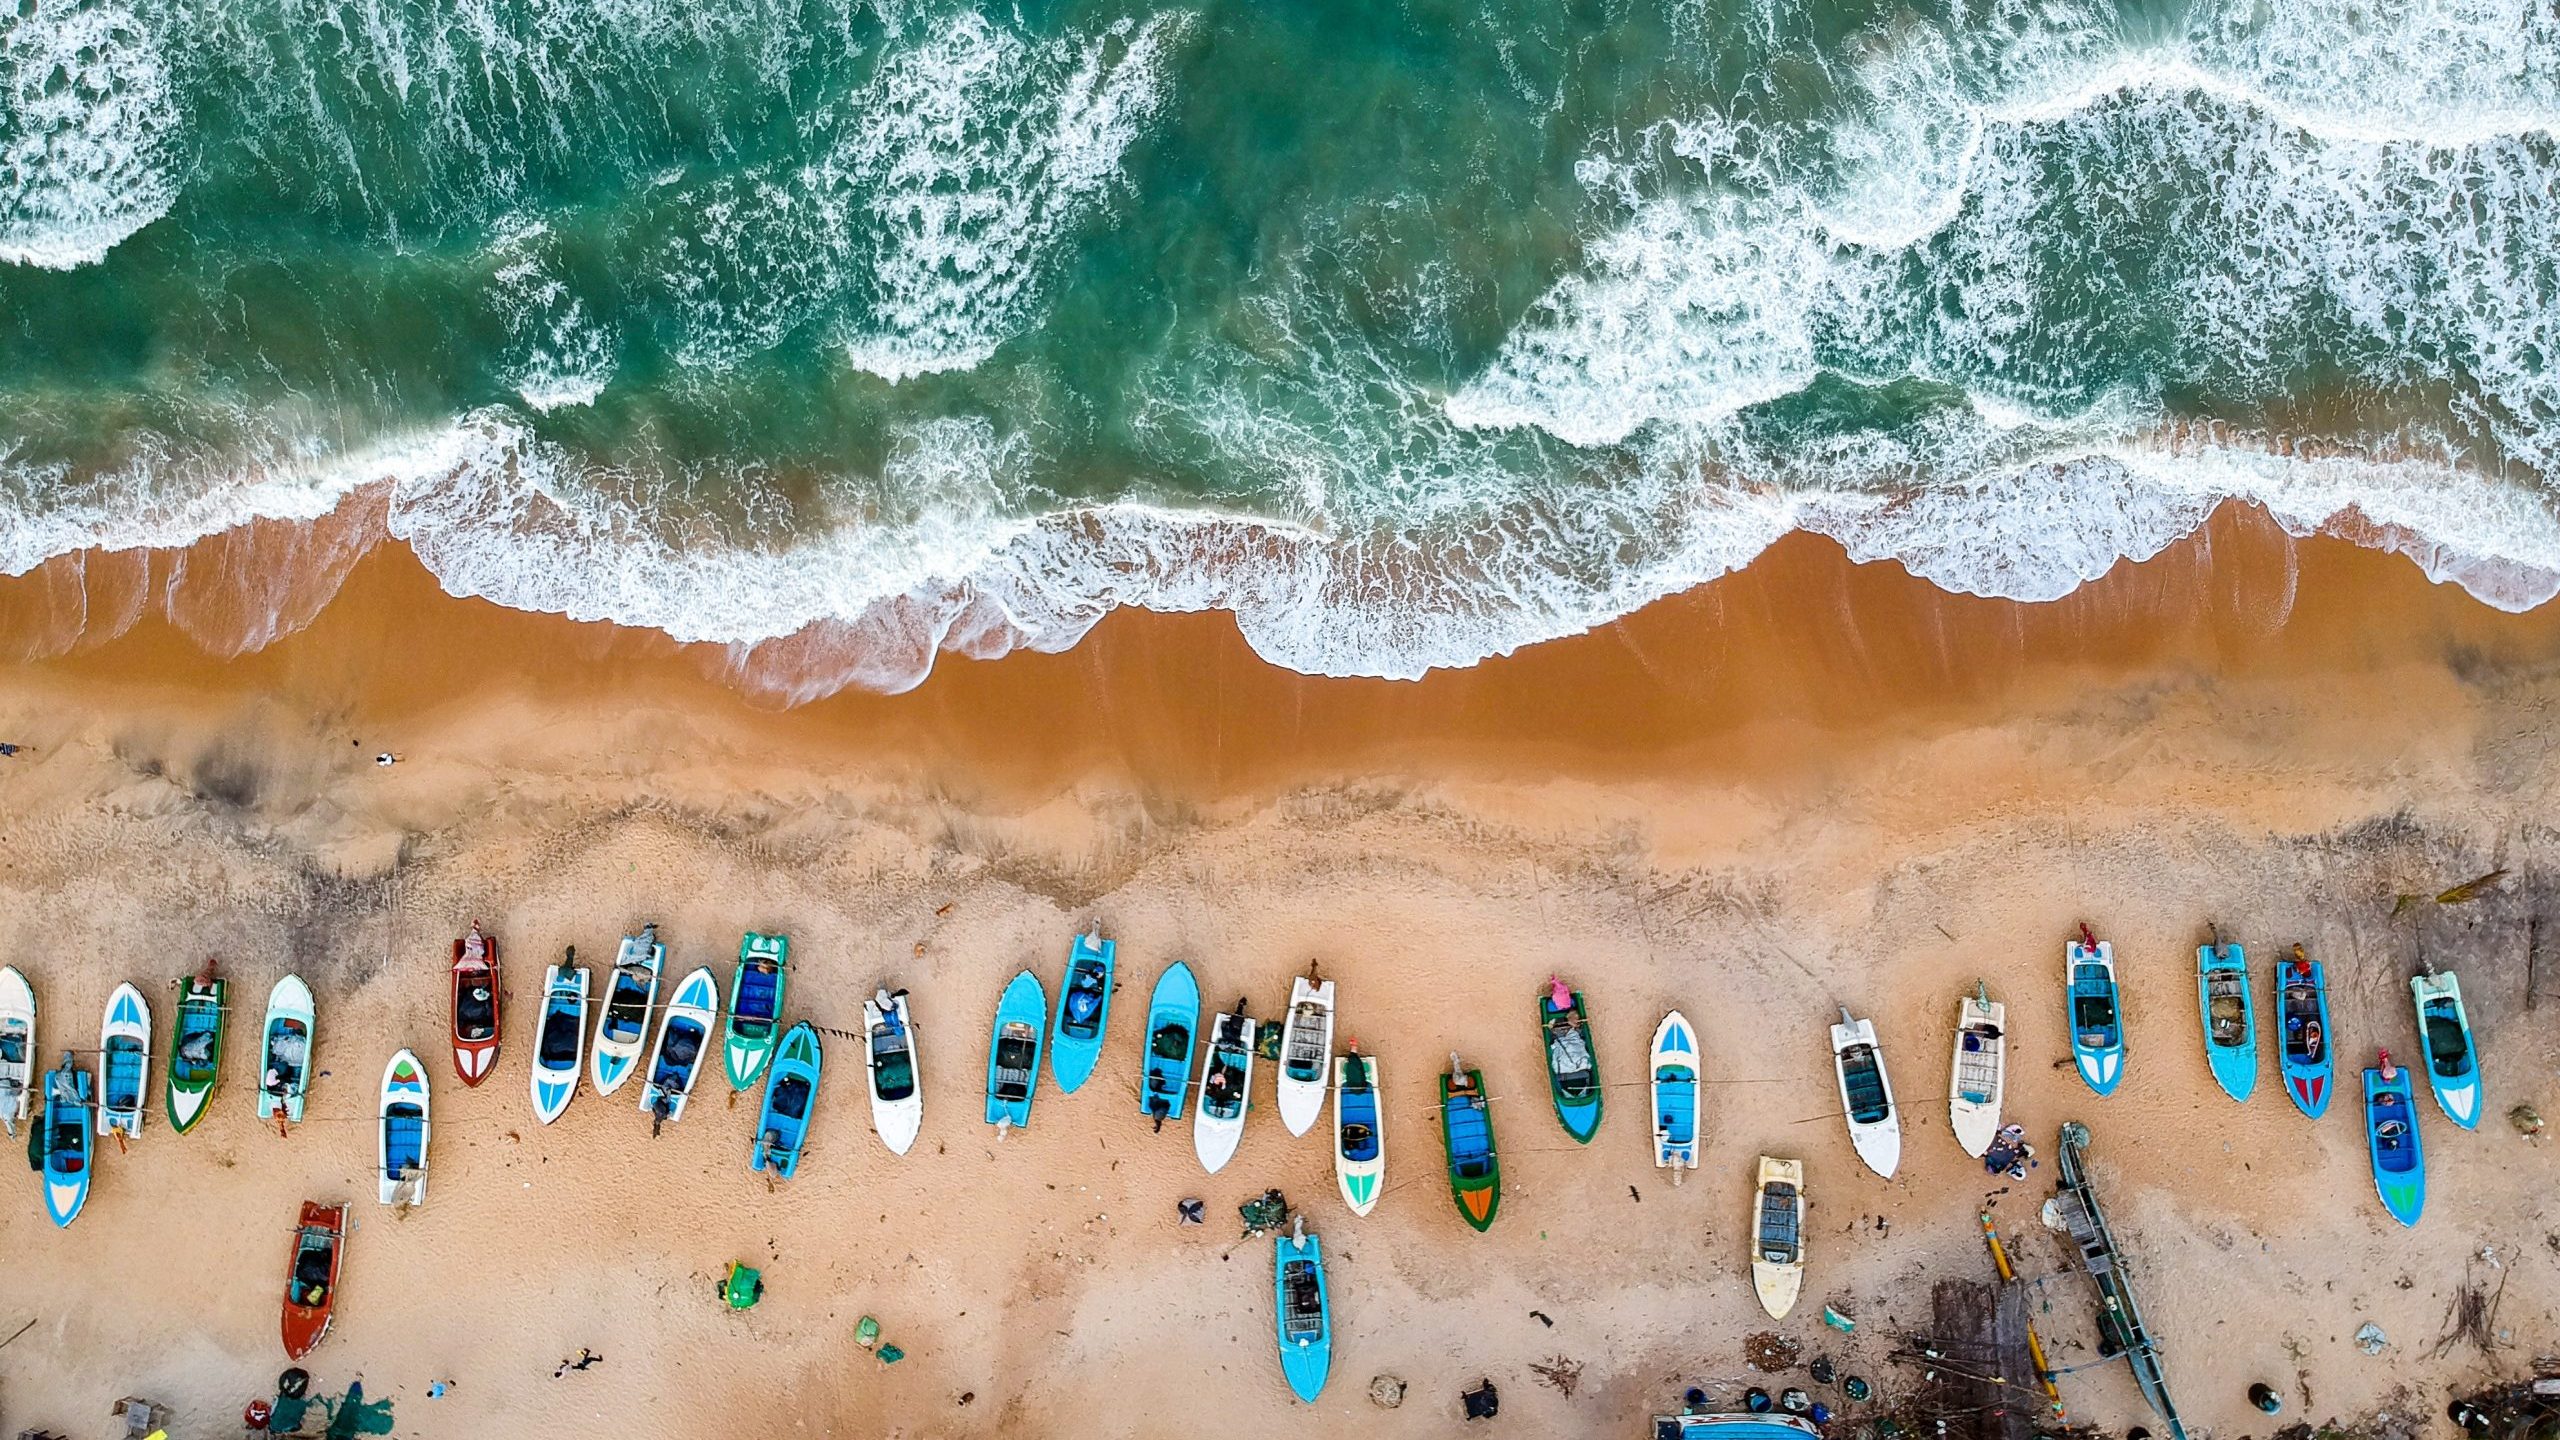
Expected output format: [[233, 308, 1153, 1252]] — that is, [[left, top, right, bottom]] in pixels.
[[752, 1022, 824, 1180], [2196, 939, 2256, 1103], [2362, 1055, 2426, 1227], [40, 1056, 92, 1227], [985, 970, 1047, 1130], [2275, 946, 2332, 1119], [1140, 960, 1199, 1126], [529, 956, 589, 1126], [1273, 1216, 1332, 1402], [2067, 931, 2125, 1096], [2408, 972, 2481, 1129], [1050, 933, 1115, 1094], [97, 982, 151, 1139], [1538, 977, 1602, 1143]]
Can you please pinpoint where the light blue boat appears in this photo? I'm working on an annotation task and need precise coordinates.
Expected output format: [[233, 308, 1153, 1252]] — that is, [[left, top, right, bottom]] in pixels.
[[1273, 1217, 1332, 1402], [2409, 972, 2481, 1130], [2196, 941, 2257, 1104], [752, 1022, 824, 1180], [2363, 1057, 2426, 1227], [2067, 935, 2125, 1096], [985, 970, 1047, 1129], [1140, 960, 1199, 1126], [1050, 933, 1115, 1094], [41, 1056, 92, 1228], [2276, 947, 2333, 1119]]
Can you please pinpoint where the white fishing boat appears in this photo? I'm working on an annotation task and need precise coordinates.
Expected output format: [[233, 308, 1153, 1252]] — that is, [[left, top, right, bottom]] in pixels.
[[1275, 976, 1335, 1137], [378, 1049, 430, 1207], [96, 982, 150, 1139], [1650, 1010, 1700, 1177], [863, 988, 922, 1156], [591, 925, 664, 1098], [257, 975, 316, 1127], [1195, 1008, 1257, 1173], [1947, 985, 2006, 1158], [1830, 1008, 1901, 1178], [528, 956, 589, 1125], [638, 966, 719, 1127], [1750, 1155, 1806, 1320], [0, 965, 34, 1136]]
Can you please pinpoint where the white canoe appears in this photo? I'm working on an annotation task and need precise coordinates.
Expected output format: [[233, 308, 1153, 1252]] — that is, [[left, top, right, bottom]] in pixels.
[[591, 927, 663, 1098], [97, 982, 151, 1138], [1332, 1050, 1385, 1216], [1650, 1010, 1701, 1174], [378, 1048, 430, 1207], [1947, 988, 2006, 1158], [1831, 1009, 1901, 1179], [0, 965, 33, 1136], [529, 960, 589, 1125], [638, 966, 719, 1125], [1195, 1011, 1257, 1173], [257, 975, 316, 1125], [863, 988, 923, 1156], [1750, 1155, 1806, 1320], [1276, 977, 1335, 1137]]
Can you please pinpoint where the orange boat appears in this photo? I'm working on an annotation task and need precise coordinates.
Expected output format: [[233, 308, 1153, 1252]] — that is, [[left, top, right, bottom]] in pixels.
[[451, 925, 501, 1086], [281, 1201, 348, 1360]]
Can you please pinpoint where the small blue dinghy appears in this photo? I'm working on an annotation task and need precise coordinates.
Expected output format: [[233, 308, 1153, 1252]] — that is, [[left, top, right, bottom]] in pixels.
[[752, 1022, 823, 1179], [2362, 1054, 2426, 1227], [2067, 931, 2125, 1097], [41, 1055, 93, 1228], [1273, 1215, 1332, 1402], [2408, 972, 2481, 1130], [2196, 938, 2257, 1103], [985, 969, 1047, 1130], [1050, 933, 1115, 1094], [2276, 945, 2332, 1119], [1140, 960, 1199, 1126]]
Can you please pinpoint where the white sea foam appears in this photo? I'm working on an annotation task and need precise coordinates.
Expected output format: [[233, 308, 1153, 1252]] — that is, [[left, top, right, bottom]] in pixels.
[[0, 0, 178, 268], [489, 225, 617, 412]]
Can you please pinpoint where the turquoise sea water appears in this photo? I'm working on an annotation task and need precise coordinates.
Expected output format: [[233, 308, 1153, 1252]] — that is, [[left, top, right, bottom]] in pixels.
[[3, 0, 2557, 693]]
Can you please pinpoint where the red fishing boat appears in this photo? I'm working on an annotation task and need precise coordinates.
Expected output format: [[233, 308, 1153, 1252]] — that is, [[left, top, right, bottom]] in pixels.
[[451, 924, 501, 1086], [281, 1201, 348, 1360]]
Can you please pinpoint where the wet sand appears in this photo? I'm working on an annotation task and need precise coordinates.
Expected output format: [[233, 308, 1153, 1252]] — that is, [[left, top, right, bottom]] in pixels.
[[0, 504, 2556, 1439]]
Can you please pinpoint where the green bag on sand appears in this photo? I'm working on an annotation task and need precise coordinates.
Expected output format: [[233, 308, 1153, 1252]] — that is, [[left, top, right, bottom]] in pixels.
[[877, 1344, 905, 1364]]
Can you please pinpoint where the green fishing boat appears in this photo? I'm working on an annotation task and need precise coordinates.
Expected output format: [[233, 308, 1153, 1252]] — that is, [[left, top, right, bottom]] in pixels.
[[1438, 1053, 1501, 1231], [1537, 977, 1602, 1142], [166, 965, 225, 1134], [723, 932, 789, 1091]]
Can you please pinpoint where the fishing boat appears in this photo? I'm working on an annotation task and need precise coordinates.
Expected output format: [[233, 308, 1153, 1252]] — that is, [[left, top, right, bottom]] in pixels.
[[449, 925, 500, 1086], [1537, 977, 1602, 1143], [2053, 1124, 2193, 1440], [1194, 1007, 1256, 1172], [258, 975, 316, 1127], [1438, 1054, 1500, 1231], [281, 1201, 348, 1360], [723, 932, 788, 1091], [1050, 932, 1116, 1094], [1140, 961, 1199, 1126], [1650, 1010, 1700, 1177], [639, 966, 719, 1128], [752, 1022, 823, 1179], [377, 1049, 429, 1207], [1750, 1155, 1806, 1320], [2362, 1052, 2426, 1227], [41, 1057, 92, 1227], [1830, 1009, 1900, 1179], [862, 988, 921, 1155], [590, 925, 663, 1098], [2408, 971, 2481, 1129], [1651, 1415, 1825, 1440], [166, 965, 225, 1134], [1273, 1215, 1332, 1403], [2196, 938, 2257, 1103], [97, 982, 150, 1139], [1333, 1047, 1384, 1216], [529, 954, 589, 1125], [0, 965, 32, 1138], [2067, 930, 2125, 1096], [1276, 975, 1335, 1137], [984, 969, 1047, 1131], [1946, 985, 2005, 1157], [2276, 945, 2333, 1119]]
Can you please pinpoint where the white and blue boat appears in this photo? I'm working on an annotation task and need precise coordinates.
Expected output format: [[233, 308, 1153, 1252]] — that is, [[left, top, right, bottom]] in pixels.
[[2276, 946, 2332, 1119], [257, 974, 316, 1127], [591, 926, 663, 1098], [1650, 1010, 1700, 1178], [2067, 933, 2125, 1096], [1194, 1007, 1256, 1172], [862, 989, 922, 1156], [96, 982, 150, 1139], [41, 1056, 92, 1227], [2196, 939, 2257, 1104], [1050, 933, 1115, 1094], [752, 1022, 823, 1179], [2363, 1054, 2426, 1227], [377, 1048, 430, 1207], [1140, 961, 1199, 1126], [529, 955, 589, 1125], [1273, 1215, 1332, 1403], [985, 969, 1047, 1130], [638, 966, 719, 1128], [1332, 1048, 1384, 1216], [2408, 972, 2481, 1129]]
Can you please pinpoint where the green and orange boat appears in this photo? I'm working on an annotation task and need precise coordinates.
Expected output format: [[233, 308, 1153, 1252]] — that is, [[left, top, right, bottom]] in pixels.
[[1438, 1053, 1501, 1231]]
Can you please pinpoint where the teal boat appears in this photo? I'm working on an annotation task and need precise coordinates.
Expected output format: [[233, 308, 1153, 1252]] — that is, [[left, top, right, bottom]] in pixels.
[[40, 1056, 93, 1227], [2276, 945, 2332, 1119], [2408, 972, 2481, 1129], [1140, 961, 1199, 1126], [752, 1022, 823, 1180], [2196, 939, 2256, 1103], [2363, 1055, 2426, 1227], [723, 932, 789, 1091], [984, 970, 1046, 1130], [1273, 1216, 1332, 1403], [1050, 933, 1115, 1093], [1538, 977, 1602, 1143], [2067, 931, 2125, 1096]]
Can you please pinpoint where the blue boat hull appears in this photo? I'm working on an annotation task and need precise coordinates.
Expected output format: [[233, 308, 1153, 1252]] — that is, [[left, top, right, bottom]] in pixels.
[[1050, 934, 1116, 1094], [42, 1067, 94, 1227], [1274, 1230, 1332, 1402], [2197, 944, 2258, 1104], [2363, 1066, 2426, 1227], [2276, 958, 2333, 1119], [1141, 961, 1199, 1122], [985, 970, 1047, 1128], [2067, 943, 2125, 1097], [753, 1023, 824, 1179], [2411, 976, 2482, 1130]]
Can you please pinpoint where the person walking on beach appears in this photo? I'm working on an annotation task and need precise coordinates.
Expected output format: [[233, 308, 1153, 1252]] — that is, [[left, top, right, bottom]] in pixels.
[[554, 1348, 603, 1378]]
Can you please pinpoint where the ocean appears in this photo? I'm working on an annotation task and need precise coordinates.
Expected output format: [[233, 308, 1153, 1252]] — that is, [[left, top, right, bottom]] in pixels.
[[3, 0, 2556, 695]]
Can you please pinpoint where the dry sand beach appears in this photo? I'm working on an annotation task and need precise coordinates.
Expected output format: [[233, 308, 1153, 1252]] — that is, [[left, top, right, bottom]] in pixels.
[[1, 503, 2557, 1439]]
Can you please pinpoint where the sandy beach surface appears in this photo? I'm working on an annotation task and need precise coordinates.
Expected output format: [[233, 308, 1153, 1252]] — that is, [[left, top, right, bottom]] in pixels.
[[1, 504, 2557, 1439]]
